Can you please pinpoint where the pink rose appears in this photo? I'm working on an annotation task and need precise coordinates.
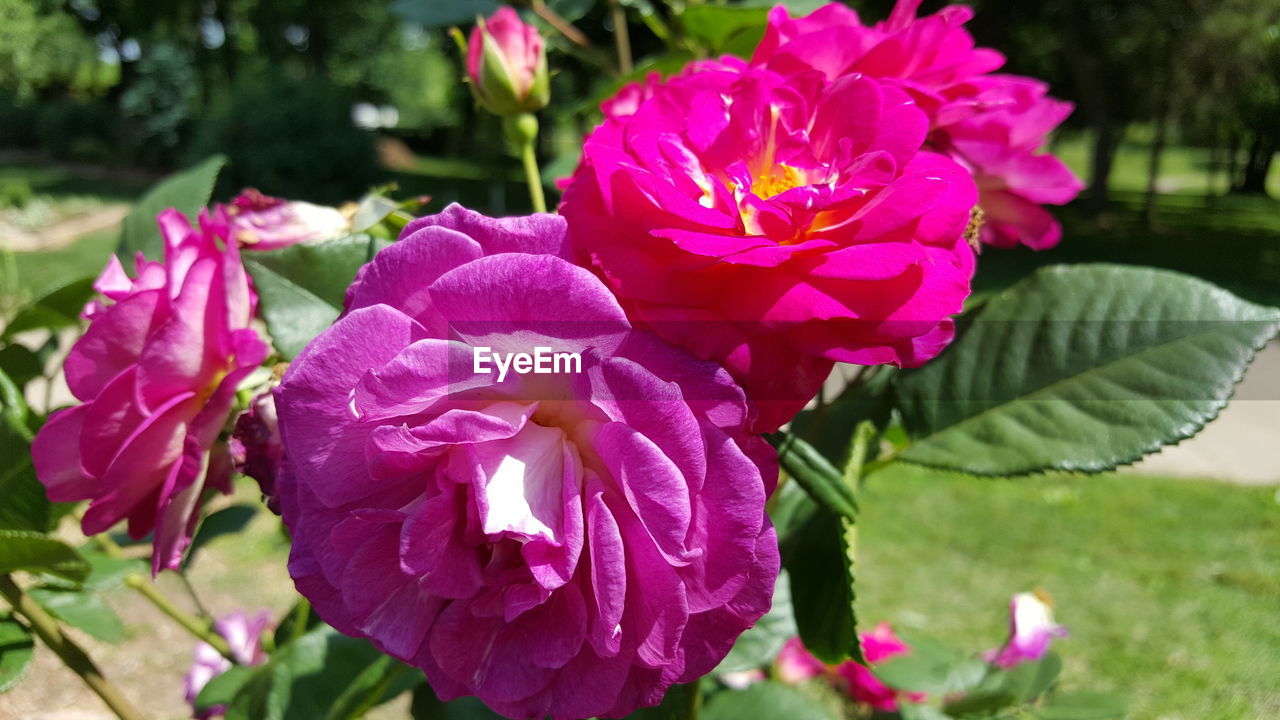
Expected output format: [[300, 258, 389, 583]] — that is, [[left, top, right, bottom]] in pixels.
[[275, 205, 778, 719], [183, 610, 272, 719], [751, 1, 1082, 249], [562, 62, 977, 431], [985, 591, 1068, 669], [32, 209, 268, 574], [775, 625, 924, 711], [217, 188, 350, 251]]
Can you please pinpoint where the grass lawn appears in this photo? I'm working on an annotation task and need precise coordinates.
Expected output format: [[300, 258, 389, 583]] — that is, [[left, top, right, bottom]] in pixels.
[[856, 466, 1280, 720]]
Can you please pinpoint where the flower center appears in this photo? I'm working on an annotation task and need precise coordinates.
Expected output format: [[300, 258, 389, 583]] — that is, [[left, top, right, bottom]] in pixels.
[[751, 164, 805, 199]]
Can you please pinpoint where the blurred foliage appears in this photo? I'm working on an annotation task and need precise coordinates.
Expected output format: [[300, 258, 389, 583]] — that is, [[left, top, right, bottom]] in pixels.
[[186, 73, 382, 203]]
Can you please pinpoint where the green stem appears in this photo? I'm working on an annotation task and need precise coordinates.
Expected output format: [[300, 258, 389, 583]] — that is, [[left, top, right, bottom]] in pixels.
[[521, 139, 547, 213], [289, 598, 311, 645], [122, 573, 235, 660], [0, 575, 146, 720], [609, 0, 634, 75], [685, 681, 702, 720]]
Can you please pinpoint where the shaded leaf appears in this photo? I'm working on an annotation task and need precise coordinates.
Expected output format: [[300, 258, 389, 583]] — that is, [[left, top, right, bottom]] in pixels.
[[896, 265, 1280, 475], [410, 686, 507, 719], [679, 6, 770, 53], [782, 503, 860, 665], [702, 682, 835, 720], [118, 155, 226, 261], [243, 235, 384, 359], [0, 531, 88, 583], [28, 587, 124, 644], [873, 630, 986, 695], [196, 665, 259, 711], [0, 345, 42, 389], [1, 276, 96, 341], [0, 456, 50, 533], [186, 505, 259, 568], [0, 613, 34, 694]]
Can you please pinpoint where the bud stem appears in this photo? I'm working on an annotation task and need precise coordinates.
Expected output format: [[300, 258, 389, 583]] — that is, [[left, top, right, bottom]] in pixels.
[[122, 573, 236, 661], [505, 113, 547, 213], [609, 0, 634, 75]]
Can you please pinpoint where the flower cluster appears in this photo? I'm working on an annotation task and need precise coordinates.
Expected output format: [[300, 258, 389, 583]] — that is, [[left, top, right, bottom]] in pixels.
[[30, 3, 1081, 718], [183, 610, 272, 719]]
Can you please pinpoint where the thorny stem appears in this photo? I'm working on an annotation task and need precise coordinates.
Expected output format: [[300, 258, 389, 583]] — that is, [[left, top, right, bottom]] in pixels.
[[0, 574, 146, 720]]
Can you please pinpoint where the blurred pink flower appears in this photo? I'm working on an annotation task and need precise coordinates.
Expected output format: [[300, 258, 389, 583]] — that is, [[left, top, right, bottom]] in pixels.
[[985, 591, 1068, 669], [750, 0, 1081, 249], [32, 209, 268, 574], [465, 7, 549, 116], [231, 390, 286, 514], [217, 188, 349, 251], [183, 610, 272, 719], [563, 61, 977, 431], [775, 625, 924, 711]]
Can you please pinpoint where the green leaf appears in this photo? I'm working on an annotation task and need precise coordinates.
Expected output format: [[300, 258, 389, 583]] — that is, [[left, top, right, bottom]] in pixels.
[[118, 155, 226, 261], [186, 505, 259, 568], [0, 530, 88, 583], [702, 682, 835, 720], [79, 550, 147, 592], [0, 345, 42, 389], [895, 264, 1280, 476], [390, 0, 500, 28], [873, 631, 986, 695], [0, 456, 50, 533], [740, 0, 829, 12], [1002, 651, 1062, 703], [243, 235, 385, 359], [717, 570, 797, 673], [1, 275, 96, 341], [350, 195, 403, 234], [196, 665, 259, 711], [546, 0, 594, 22], [0, 613, 35, 694], [679, 6, 770, 53], [769, 432, 857, 520], [1034, 692, 1127, 720], [225, 625, 393, 720], [944, 687, 1017, 717], [410, 685, 507, 719], [322, 654, 416, 720], [781, 503, 860, 665], [28, 587, 124, 643]]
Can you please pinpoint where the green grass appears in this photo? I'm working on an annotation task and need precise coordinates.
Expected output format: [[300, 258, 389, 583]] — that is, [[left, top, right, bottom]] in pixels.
[[1, 229, 117, 309], [857, 466, 1280, 720]]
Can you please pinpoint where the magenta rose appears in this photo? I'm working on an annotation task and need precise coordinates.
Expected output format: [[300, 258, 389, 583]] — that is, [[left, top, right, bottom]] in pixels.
[[274, 205, 778, 719], [751, 0, 1082, 249], [561, 61, 977, 431], [215, 188, 350, 251], [775, 624, 924, 711], [32, 210, 268, 574]]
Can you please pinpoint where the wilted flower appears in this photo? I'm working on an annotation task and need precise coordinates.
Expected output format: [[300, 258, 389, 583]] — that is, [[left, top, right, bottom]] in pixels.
[[750, 0, 1081, 249], [32, 209, 268, 574], [562, 61, 977, 431], [183, 610, 272, 719], [986, 591, 1068, 668], [231, 390, 286, 514], [776, 625, 923, 711], [463, 7, 550, 117], [213, 188, 350, 251], [275, 205, 778, 719]]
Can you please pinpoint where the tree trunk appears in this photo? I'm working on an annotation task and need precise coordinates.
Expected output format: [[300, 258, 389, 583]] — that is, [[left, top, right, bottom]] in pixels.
[[1143, 103, 1172, 229], [1227, 133, 1241, 187], [1238, 135, 1276, 195], [1090, 119, 1122, 216]]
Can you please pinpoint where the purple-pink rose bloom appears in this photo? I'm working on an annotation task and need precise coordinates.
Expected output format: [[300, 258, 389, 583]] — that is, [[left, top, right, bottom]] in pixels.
[[216, 188, 350, 251], [751, 0, 1082, 249], [985, 591, 1068, 669], [32, 209, 268, 574], [183, 610, 272, 719], [562, 60, 977, 431], [274, 204, 779, 719]]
